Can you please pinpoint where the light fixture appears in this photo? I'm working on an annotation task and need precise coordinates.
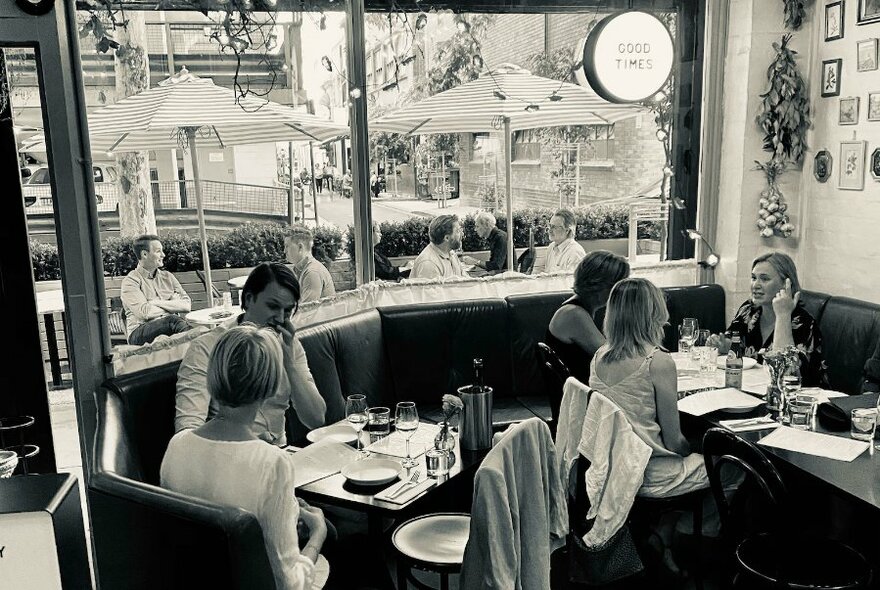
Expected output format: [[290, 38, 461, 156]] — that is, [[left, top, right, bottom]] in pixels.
[[349, 87, 362, 99], [683, 229, 720, 268]]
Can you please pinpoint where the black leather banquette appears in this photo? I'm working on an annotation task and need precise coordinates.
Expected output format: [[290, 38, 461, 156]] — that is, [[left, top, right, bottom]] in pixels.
[[91, 283, 797, 590]]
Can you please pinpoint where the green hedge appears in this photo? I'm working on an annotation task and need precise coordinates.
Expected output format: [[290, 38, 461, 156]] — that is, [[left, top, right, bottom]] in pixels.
[[32, 222, 345, 281], [347, 204, 661, 262]]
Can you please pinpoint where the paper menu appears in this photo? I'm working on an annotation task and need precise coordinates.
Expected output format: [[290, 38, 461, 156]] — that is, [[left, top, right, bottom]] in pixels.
[[289, 440, 361, 487], [677, 387, 764, 416], [758, 426, 869, 462], [366, 423, 442, 459], [741, 366, 771, 396]]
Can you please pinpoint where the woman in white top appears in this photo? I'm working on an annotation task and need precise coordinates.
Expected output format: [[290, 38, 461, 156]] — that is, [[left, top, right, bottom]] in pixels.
[[161, 325, 328, 589]]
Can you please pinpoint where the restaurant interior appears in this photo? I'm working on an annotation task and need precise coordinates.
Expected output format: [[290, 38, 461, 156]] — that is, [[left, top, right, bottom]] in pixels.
[[3, 0, 880, 588]]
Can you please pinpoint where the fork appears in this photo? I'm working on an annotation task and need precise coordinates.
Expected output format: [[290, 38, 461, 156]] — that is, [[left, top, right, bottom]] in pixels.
[[388, 470, 420, 499]]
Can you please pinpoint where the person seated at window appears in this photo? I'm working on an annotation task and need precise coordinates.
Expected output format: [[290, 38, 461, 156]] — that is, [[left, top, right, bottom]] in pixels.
[[372, 221, 410, 281], [120, 234, 192, 346], [545, 250, 630, 385], [590, 278, 721, 574], [462, 211, 508, 274], [176, 262, 326, 446], [410, 214, 466, 280], [544, 208, 586, 273], [285, 225, 337, 303], [707, 252, 828, 388], [162, 325, 329, 589]]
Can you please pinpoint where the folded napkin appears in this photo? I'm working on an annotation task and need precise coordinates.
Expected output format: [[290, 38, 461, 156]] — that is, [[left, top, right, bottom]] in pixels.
[[719, 416, 781, 432], [375, 478, 436, 505]]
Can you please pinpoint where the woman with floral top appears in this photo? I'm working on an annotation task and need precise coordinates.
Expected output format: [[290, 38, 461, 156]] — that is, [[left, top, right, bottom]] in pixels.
[[708, 252, 828, 387]]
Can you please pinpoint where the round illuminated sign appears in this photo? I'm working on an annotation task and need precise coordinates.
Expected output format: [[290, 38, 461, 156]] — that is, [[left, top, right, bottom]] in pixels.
[[583, 11, 675, 104]]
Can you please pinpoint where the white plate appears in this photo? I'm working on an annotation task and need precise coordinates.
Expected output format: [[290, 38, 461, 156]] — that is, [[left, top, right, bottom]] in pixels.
[[341, 458, 403, 485], [306, 424, 358, 445], [720, 403, 762, 414], [715, 356, 759, 370]]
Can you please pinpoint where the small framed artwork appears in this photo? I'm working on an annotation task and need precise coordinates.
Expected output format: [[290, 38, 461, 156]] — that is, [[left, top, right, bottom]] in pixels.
[[839, 141, 867, 190], [840, 96, 860, 124], [826, 1, 845, 40], [814, 150, 832, 182], [871, 148, 880, 180], [869, 92, 880, 120], [857, 38, 879, 71], [858, 0, 880, 24], [822, 59, 843, 97]]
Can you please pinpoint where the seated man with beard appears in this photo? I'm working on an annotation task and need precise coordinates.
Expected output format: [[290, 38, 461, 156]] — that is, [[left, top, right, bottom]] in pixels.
[[410, 214, 466, 280]]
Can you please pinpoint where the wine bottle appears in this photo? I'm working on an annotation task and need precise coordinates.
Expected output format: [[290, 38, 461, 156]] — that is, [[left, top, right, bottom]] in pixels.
[[725, 335, 743, 389], [472, 358, 485, 393]]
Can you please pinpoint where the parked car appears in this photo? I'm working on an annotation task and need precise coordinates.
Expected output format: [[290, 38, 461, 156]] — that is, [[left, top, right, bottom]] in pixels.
[[22, 164, 120, 213]]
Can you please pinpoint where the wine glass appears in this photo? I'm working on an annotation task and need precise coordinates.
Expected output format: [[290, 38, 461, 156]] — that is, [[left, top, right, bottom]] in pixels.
[[346, 394, 369, 457], [779, 364, 801, 425], [679, 318, 698, 354], [395, 401, 419, 469]]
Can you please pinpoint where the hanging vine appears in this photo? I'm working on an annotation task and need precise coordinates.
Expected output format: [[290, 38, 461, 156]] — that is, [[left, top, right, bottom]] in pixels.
[[782, 0, 810, 31]]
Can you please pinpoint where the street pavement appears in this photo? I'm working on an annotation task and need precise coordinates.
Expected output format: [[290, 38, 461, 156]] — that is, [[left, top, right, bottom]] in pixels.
[[308, 190, 481, 229]]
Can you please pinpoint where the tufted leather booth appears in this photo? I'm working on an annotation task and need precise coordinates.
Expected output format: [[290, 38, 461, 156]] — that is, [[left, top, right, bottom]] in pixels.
[[90, 284, 728, 589]]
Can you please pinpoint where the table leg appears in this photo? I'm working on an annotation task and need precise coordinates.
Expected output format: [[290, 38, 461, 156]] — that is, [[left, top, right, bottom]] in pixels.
[[43, 313, 61, 387]]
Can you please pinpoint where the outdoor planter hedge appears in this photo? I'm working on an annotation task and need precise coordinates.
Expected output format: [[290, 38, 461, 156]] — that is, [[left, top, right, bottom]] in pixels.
[[32, 222, 345, 281], [347, 204, 661, 263]]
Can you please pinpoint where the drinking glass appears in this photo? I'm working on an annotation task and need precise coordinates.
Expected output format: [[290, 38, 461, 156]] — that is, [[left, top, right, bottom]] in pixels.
[[425, 448, 449, 477], [679, 318, 698, 354], [779, 364, 802, 425], [395, 401, 419, 469], [699, 346, 718, 374], [345, 394, 369, 457], [692, 329, 710, 360], [789, 396, 814, 430], [851, 409, 877, 442], [366, 407, 391, 443], [875, 395, 880, 450]]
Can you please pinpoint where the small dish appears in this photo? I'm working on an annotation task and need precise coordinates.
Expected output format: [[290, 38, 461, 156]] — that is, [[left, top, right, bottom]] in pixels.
[[306, 423, 358, 445], [341, 458, 403, 486], [715, 356, 759, 370], [208, 310, 234, 320]]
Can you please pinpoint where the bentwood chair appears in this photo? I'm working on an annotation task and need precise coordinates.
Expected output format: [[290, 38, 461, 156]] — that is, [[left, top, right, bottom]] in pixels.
[[702, 428, 872, 589], [537, 341, 571, 433]]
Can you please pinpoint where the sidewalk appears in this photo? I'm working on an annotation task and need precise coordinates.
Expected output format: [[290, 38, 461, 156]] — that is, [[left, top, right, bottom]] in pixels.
[[374, 195, 482, 220]]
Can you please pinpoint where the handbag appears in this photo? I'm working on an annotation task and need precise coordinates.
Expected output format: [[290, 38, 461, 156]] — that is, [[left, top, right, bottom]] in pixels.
[[567, 522, 644, 585]]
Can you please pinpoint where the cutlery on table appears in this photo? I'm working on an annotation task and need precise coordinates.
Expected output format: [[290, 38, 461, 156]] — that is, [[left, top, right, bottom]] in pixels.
[[388, 470, 420, 499], [732, 415, 774, 428]]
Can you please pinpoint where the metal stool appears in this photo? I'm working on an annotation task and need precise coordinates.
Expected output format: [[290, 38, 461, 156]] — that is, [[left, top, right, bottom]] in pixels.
[[0, 416, 40, 475], [391, 512, 470, 590]]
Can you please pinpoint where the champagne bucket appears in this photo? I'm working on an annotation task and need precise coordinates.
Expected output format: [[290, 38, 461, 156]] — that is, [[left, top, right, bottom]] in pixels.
[[458, 385, 493, 450]]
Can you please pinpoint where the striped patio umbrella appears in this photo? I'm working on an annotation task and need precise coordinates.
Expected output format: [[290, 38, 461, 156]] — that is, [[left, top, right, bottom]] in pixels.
[[86, 67, 349, 300], [371, 64, 644, 270]]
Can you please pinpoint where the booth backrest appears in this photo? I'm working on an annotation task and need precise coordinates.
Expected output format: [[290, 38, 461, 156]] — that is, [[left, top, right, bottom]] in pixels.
[[815, 295, 880, 394], [662, 284, 727, 349]]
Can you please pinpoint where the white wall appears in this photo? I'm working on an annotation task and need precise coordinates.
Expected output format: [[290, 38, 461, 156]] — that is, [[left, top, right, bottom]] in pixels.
[[713, 0, 879, 323]]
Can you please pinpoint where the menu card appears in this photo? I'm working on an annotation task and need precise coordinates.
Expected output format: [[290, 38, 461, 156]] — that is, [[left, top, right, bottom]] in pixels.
[[677, 387, 764, 416], [366, 423, 442, 459], [289, 440, 360, 487], [758, 426, 869, 462]]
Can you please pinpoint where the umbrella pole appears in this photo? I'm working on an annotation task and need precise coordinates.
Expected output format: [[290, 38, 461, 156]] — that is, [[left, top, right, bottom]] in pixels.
[[186, 128, 213, 304], [504, 117, 514, 272], [308, 141, 319, 224]]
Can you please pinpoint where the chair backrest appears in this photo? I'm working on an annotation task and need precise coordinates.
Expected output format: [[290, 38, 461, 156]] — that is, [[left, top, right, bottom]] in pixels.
[[538, 342, 572, 425], [195, 269, 222, 300], [702, 427, 787, 541]]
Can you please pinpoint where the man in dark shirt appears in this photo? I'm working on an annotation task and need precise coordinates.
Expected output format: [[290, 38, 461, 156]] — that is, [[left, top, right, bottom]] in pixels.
[[463, 211, 508, 274], [372, 220, 411, 281]]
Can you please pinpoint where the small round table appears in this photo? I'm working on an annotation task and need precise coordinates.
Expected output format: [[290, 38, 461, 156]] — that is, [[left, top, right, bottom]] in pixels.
[[227, 276, 248, 305], [185, 305, 241, 328]]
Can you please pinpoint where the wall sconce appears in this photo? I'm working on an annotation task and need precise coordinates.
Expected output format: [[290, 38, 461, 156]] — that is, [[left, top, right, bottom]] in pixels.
[[683, 229, 719, 268]]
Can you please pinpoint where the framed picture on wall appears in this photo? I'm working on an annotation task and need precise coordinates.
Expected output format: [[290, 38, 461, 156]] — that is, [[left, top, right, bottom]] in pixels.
[[858, 0, 880, 24], [840, 96, 861, 124], [827, 1, 845, 40], [871, 148, 880, 180], [868, 92, 880, 120], [857, 38, 879, 71], [822, 59, 843, 97], [814, 150, 833, 182], [839, 141, 867, 190]]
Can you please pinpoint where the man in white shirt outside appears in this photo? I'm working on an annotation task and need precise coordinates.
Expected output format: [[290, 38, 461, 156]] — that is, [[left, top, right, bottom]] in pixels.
[[410, 214, 466, 280], [285, 224, 337, 303], [120, 234, 192, 345], [544, 208, 586, 273], [175, 262, 326, 446]]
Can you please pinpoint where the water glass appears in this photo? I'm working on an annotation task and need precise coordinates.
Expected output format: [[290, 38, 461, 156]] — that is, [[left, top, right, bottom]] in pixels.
[[851, 409, 877, 442], [788, 396, 814, 430], [425, 448, 450, 477], [346, 394, 369, 457], [699, 346, 718, 374], [692, 329, 710, 360], [366, 407, 391, 443], [222, 291, 233, 310]]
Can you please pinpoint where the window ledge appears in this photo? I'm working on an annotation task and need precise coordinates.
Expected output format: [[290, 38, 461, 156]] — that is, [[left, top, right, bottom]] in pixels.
[[579, 161, 615, 170]]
